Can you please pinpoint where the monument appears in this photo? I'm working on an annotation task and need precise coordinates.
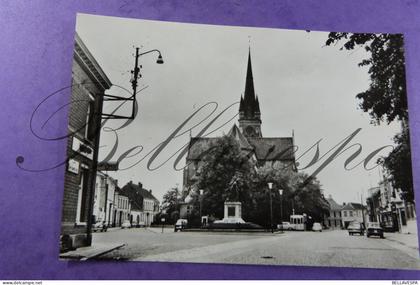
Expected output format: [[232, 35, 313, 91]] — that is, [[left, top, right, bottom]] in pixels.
[[222, 201, 245, 223]]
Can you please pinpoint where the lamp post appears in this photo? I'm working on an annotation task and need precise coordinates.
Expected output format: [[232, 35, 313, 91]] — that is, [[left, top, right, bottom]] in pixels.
[[161, 209, 166, 234], [199, 189, 204, 227], [268, 182, 274, 233], [101, 47, 164, 120], [279, 189, 284, 233]]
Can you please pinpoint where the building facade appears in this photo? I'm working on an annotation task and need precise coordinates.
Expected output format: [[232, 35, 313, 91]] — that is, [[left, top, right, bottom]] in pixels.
[[120, 181, 160, 227], [341, 202, 367, 228], [324, 195, 343, 229], [113, 187, 131, 227], [366, 177, 416, 232], [93, 171, 118, 226], [60, 33, 111, 251]]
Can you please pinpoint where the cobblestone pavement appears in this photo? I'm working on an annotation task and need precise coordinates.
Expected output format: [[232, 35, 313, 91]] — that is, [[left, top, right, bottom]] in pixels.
[[94, 227, 420, 269]]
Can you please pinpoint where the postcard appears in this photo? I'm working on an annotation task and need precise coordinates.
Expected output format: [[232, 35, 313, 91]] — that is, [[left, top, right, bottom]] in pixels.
[[55, 13, 418, 269]]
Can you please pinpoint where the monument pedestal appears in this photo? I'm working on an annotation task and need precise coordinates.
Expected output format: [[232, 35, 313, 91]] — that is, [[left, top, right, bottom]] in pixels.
[[223, 201, 245, 223]]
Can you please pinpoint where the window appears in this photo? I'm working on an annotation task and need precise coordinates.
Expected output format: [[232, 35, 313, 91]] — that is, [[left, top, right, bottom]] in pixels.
[[343, 211, 347, 217], [76, 168, 89, 224], [349, 211, 353, 217], [85, 95, 96, 141]]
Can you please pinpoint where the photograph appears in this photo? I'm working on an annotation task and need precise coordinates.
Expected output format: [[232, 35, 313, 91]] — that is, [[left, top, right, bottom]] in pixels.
[[58, 13, 418, 270]]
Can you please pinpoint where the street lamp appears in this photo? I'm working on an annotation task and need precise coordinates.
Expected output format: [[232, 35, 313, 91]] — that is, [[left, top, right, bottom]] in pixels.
[[279, 189, 284, 234], [161, 209, 167, 234], [268, 182, 274, 233], [101, 47, 164, 120], [199, 189, 204, 227]]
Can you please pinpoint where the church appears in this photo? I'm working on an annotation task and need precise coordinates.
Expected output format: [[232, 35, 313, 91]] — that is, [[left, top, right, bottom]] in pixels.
[[182, 51, 297, 195]]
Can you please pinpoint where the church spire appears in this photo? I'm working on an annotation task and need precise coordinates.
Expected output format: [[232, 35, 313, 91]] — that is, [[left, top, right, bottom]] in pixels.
[[244, 50, 256, 105], [238, 49, 262, 138], [239, 50, 260, 117]]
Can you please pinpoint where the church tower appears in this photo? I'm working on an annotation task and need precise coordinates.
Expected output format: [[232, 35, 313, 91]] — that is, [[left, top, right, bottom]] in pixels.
[[238, 51, 262, 138]]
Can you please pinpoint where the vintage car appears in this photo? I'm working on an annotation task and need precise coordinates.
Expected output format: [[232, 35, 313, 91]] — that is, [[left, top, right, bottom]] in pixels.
[[121, 220, 132, 229], [93, 221, 108, 232], [312, 222, 322, 232], [278, 222, 294, 231], [174, 219, 188, 232], [366, 222, 384, 238], [347, 221, 365, 236]]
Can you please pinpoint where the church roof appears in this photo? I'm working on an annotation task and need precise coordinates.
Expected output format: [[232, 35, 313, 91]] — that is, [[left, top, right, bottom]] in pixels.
[[247, 137, 294, 161], [227, 124, 253, 150], [186, 129, 294, 161], [186, 137, 217, 160]]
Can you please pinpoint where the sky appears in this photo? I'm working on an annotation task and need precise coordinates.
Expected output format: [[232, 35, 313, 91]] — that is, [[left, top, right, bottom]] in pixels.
[[75, 13, 402, 205]]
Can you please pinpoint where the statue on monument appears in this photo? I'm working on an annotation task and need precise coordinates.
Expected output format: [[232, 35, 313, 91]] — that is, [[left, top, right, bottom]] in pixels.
[[227, 171, 243, 201]]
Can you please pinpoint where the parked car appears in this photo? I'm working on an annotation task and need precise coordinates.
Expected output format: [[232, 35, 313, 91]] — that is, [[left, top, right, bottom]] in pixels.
[[121, 220, 131, 229], [277, 222, 294, 231], [93, 221, 107, 232], [347, 221, 365, 236], [312, 222, 322, 232], [366, 222, 384, 238], [174, 219, 188, 232]]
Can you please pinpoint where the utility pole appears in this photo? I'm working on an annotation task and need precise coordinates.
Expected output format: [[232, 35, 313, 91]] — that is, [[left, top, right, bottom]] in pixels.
[[361, 191, 366, 227], [130, 47, 140, 118], [269, 189, 273, 233]]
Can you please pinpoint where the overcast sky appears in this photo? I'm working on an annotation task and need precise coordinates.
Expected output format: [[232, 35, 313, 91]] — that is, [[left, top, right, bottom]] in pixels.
[[76, 13, 402, 205]]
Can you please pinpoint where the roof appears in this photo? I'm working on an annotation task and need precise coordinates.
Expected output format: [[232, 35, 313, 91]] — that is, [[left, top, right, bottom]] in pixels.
[[227, 124, 253, 150], [186, 125, 294, 161], [120, 182, 159, 211], [342, 202, 365, 211], [327, 197, 342, 211], [74, 33, 112, 91], [247, 137, 294, 161], [186, 137, 218, 160]]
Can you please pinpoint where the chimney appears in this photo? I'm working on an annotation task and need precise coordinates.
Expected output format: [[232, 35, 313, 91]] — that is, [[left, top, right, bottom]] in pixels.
[[149, 189, 152, 194], [343, 202, 346, 206], [129, 180, 133, 184], [138, 182, 143, 189]]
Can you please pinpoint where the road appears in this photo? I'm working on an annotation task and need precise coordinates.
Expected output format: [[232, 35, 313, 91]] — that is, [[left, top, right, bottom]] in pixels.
[[94, 227, 420, 269]]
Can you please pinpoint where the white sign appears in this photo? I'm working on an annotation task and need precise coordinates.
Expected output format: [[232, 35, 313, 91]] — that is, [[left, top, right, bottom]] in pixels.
[[72, 136, 93, 160], [161, 218, 166, 222], [68, 159, 80, 174]]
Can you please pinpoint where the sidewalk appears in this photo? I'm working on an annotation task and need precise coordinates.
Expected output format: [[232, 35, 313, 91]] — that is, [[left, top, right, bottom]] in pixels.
[[60, 242, 125, 260], [385, 220, 419, 251]]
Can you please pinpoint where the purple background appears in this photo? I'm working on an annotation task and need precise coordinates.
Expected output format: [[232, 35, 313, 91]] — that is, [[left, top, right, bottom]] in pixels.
[[1, 0, 420, 280]]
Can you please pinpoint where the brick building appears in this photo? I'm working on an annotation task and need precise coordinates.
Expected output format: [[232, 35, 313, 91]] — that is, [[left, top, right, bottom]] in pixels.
[[60, 33, 111, 251], [93, 171, 118, 227], [120, 181, 160, 227]]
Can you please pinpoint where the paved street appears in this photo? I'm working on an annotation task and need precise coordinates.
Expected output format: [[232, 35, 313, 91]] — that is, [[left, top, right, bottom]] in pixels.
[[94, 227, 420, 269]]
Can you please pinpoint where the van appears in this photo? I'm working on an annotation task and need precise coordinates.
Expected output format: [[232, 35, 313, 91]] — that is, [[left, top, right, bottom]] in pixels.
[[174, 219, 188, 232]]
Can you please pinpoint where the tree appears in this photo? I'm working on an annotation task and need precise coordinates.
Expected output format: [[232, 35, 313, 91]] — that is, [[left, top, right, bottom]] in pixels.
[[382, 127, 413, 202], [252, 165, 329, 226], [326, 32, 414, 202], [326, 32, 407, 124], [191, 135, 255, 220], [161, 186, 181, 224]]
